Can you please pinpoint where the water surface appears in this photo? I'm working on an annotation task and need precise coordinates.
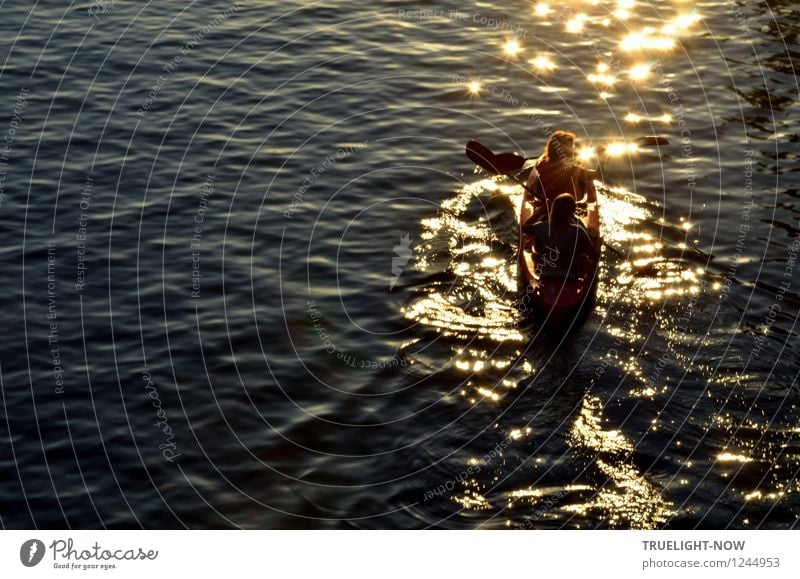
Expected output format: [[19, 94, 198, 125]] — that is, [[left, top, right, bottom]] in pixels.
[[0, 0, 798, 529]]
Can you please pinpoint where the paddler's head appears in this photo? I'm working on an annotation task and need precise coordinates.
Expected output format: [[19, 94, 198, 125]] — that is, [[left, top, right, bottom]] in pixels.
[[549, 193, 576, 228], [544, 130, 577, 163]]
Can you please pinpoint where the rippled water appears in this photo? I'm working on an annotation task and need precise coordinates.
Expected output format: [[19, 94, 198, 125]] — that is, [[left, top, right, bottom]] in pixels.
[[0, 0, 798, 529]]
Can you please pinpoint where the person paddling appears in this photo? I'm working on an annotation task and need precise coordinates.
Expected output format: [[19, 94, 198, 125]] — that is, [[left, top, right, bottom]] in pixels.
[[524, 193, 598, 279], [525, 130, 596, 222]]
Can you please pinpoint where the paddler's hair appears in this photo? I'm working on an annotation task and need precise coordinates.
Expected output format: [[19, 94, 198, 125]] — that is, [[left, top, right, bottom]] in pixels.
[[542, 130, 576, 163], [549, 193, 576, 228]]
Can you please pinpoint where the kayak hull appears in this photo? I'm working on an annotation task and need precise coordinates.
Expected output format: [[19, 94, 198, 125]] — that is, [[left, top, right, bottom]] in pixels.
[[517, 196, 602, 322]]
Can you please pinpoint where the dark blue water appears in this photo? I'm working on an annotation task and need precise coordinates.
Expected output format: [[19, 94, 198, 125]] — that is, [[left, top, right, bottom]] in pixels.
[[0, 0, 798, 529]]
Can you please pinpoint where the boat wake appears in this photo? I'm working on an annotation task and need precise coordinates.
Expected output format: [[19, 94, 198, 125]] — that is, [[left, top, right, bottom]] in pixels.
[[400, 176, 709, 528]]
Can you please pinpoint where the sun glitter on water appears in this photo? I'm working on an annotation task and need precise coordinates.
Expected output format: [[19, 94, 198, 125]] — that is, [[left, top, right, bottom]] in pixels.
[[530, 54, 556, 72], [502, 38, 522, 57]]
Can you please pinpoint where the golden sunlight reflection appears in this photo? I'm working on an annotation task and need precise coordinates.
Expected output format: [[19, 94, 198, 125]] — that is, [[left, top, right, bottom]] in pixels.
[[405, 292, 523, 341], [519, 0, 704, 78], [604, 141, 639, 156], [509, 488, 542, 499], [587, 62, 616, 86], [565, 14, 587, 34], [605, 142, 627, 156], [426, 5, 724, 525], [406, 181, 525, 343], [406, 171, 711, 525], [597, 184, 702, 304], [624, 111, 673, 125], [717, 452, 753, 464], [453, 483, 491, 510], [628, 63, 651, 81], [477, 387, 500, 402], [612, 8, 631, 20], [530, 54, 556, 72], [503, 38, 522, 57], [533, 2, 551, 16], [587, 72, 616, 86], [509, 427, 532, 440], [577, 146, 596, 162], [620, 30, 676, 52], [671, 11, 703, 30], [566, 396, 671, 528]]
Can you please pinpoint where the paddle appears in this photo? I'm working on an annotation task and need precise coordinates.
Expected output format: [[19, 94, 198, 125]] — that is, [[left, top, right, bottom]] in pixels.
[[466, 139, 526, 176], [465, 138, 671, 260], [467, 136, 670, 176], [465, 139, 541, 200]]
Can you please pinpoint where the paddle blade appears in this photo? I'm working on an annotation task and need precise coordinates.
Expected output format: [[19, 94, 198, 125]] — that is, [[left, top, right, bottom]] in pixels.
[[493, 152, 527, 174], [635, 135, 670, 147], [466, 140, 501, 174], [465, 140, 526, 175]]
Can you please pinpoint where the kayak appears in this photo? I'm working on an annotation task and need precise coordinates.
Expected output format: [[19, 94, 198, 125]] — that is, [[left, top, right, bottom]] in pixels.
[[462, 138, 602, 321], [517, 195, 602, 321]]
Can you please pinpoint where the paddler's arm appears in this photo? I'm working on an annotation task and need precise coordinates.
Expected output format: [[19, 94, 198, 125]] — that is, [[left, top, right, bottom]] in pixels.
[[524, 168, 547, 203], [579, 168, 597, 203], [585, 171, 597, 203]]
